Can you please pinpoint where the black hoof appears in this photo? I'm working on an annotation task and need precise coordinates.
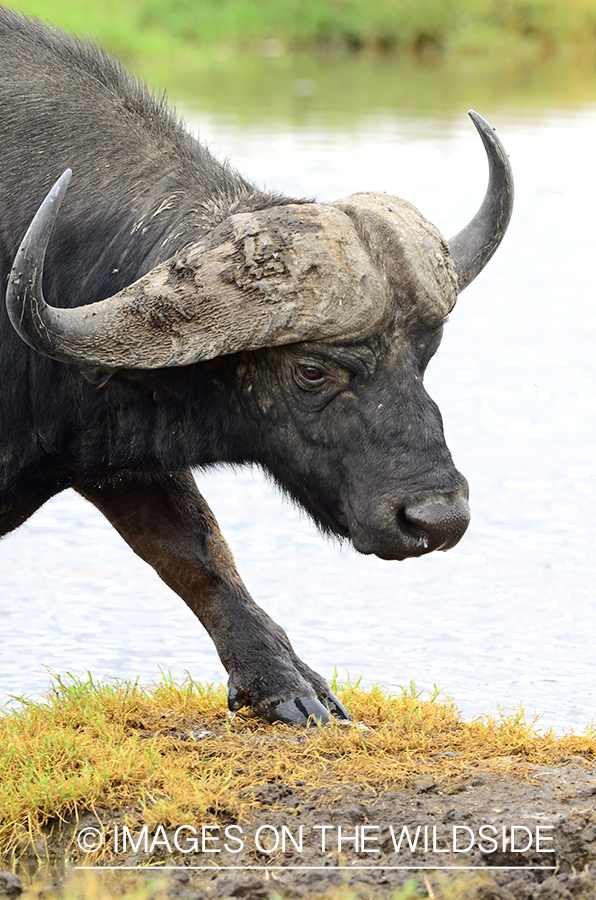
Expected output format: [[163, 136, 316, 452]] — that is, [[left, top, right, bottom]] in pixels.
[[228, 684, 251, 712], [321, 690, 351, 721], [262, 695, 333, 727]]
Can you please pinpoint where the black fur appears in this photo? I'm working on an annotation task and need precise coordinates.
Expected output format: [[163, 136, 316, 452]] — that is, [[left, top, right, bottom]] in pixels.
[[0, 7, 465, 541], [0, 8, 298, 512]]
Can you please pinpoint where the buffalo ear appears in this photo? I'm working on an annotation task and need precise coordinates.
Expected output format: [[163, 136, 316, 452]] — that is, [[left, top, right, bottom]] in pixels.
[[80, 367, 117, 387], [87, 365, 188, 401]]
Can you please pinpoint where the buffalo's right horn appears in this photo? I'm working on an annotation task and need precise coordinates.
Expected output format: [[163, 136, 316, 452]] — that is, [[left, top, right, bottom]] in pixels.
[[448, 110, 514, 293]]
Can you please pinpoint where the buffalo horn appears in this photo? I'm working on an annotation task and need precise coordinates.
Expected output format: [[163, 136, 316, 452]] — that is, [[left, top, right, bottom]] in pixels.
[[6, 172, 389, 368], [448, 110, 514, 293], [6, 110, 513, 369]]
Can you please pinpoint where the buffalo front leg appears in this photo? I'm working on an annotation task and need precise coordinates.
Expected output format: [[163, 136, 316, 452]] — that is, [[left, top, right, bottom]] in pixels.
[[75, 469, 349, 726]]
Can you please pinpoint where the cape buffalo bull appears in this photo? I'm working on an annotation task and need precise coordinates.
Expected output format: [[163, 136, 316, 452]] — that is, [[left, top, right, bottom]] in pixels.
[[0, 8, 513, 725]]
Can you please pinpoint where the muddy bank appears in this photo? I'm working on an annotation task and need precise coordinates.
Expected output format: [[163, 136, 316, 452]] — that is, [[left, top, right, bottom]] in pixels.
[[7, 761, 596, 900], [3, 679, 596, 898]]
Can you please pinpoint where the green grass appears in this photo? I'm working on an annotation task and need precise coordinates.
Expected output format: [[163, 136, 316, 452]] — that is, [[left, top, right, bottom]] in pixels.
[[20, 872, 428, 900]]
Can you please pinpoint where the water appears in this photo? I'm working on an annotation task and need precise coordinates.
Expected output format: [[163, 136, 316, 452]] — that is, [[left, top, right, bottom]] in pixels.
[[1, 101, 595, 732]]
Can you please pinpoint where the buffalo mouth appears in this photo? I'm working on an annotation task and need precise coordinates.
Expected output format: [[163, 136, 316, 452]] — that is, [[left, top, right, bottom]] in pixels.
[[346, 489, 471, 561]]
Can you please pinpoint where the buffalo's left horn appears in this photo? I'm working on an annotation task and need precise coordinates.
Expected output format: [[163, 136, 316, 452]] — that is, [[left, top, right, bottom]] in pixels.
[[6, 174, 390, 368], [448, 110, 514, 293]]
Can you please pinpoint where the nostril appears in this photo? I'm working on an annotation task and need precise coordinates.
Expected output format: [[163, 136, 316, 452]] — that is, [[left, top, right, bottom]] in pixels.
[[402, 495, 471, 552], [396, 506, 426, 542]]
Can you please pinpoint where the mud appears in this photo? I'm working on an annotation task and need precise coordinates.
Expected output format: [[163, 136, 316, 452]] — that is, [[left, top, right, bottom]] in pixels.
[[6, 761, 596, 899]]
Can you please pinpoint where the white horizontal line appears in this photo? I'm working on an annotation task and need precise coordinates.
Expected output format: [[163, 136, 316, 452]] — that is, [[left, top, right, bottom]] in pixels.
[[75, 865, 557, 872]]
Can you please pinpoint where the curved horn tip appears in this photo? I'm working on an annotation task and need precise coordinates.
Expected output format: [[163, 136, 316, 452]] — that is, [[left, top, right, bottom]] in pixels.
[[6, 168, 74, 352], [50, 168, 73, 205], [468, 109, 491, 132], [33, 168, 73, 240], [466, 110, 509, 163], [13, 168, 73, 266], [52, 167, 73, 194], [448, 110, 514, 294]]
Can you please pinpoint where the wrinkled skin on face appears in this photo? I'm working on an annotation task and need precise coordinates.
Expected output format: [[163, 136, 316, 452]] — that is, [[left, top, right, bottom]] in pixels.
[[209, 310, 469, 563], [104, 310, 464, 727]]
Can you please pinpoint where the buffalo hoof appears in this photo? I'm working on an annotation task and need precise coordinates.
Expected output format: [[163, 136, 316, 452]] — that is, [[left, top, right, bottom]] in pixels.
[[263, 696, 331, 726], [227, 681, 351, 727], [262, 690, 351, 727]]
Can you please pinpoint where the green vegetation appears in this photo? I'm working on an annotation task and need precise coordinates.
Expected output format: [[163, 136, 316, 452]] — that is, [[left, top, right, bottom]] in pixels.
[[12, 0, 596, 61], [2, 674, 595, 898], [12, 869, 428, 900]]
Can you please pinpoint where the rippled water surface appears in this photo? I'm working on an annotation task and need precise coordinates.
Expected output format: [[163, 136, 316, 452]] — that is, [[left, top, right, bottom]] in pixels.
[[1, 103, 595, 730]]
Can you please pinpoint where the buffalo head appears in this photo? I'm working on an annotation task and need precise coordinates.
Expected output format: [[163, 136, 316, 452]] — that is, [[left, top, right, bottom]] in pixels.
[[6, 111, 513, 562]]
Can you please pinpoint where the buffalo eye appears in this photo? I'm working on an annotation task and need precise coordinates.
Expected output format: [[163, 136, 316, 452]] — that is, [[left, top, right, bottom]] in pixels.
[[300, 364, 324, 381], [294, 363, 326, 389]]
